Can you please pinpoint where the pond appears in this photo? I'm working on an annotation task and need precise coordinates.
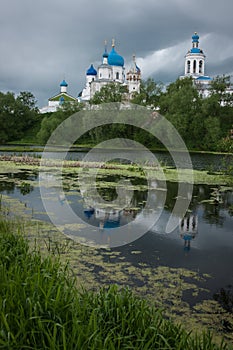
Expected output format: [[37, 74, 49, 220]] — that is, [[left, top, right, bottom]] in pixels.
[[0, 155, 232, 309]]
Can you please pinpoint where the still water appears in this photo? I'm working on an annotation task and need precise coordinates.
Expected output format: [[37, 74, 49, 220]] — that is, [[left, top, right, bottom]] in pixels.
[[0, 148, 232, 171], [0, 156, 232, 304]]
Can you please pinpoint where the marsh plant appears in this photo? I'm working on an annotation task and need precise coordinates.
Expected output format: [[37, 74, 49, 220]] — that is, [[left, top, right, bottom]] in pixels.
[[44, 236, 72, 255], [0, 214, 231, 349]]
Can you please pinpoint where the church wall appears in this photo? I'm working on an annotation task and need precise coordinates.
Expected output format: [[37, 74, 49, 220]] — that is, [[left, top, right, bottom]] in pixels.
[[48, 100, 59, 107], [111, 66, 124, 83], [98, 66, 112, 80]]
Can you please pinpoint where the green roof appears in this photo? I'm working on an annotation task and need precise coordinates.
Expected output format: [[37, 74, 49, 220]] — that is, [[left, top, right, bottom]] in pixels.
[[49, 92, 77, 102]]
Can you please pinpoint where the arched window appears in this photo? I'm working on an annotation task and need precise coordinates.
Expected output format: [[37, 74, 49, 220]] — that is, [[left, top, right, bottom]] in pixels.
[[133, 75, 136, 81], [187, 60, 190, 74], [116, 72, 119, 80], [193, 60, 196, 74], [199, 60, 203, 74]]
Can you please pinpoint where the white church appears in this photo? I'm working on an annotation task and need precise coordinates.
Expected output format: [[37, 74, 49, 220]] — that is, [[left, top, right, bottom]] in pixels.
[[180, 32, 212, 97], [80, 39, 141, 101], [39, 39, 141, 113], [39, 79, 77, 114], [39, 33, 232, 113]]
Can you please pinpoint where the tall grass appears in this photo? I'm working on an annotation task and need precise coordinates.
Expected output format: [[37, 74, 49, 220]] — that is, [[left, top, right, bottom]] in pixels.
[[0, 215, 230, 349]]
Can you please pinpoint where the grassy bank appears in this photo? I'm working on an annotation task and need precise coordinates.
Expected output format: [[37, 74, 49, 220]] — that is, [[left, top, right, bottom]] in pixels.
[[0, 215, 231, 349]]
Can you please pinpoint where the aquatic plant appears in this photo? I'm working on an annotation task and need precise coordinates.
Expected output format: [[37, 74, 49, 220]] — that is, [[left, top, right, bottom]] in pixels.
[[1, 155, 233, 186], [19, 181, 33, 195]]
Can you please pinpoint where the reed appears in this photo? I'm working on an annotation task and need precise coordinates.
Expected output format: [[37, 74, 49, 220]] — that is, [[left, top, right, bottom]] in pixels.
[[0, 215, 230, 349]]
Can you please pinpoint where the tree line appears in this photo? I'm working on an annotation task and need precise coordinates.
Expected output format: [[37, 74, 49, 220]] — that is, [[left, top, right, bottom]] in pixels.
[[0, 76, 232, 152], [0, 91, 39, 143]]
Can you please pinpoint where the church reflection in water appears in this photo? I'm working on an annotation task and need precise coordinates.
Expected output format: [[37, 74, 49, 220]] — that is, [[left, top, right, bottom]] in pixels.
[[179, 215, 198, 251], [84, 206, 138, 230]]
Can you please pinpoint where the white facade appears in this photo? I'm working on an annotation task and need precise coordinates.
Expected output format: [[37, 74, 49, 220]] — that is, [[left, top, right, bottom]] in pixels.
[[185, 53, 205, 76], [39, 104, 58, 114], [60, 84, 67, 93]]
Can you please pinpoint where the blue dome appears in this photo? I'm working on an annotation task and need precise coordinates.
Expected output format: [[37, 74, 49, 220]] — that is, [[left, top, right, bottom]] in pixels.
[[60, 80, 68, 87], [108, 47, 124, 67], [192, 33, 199, 42], [86, 64, 97, 76]]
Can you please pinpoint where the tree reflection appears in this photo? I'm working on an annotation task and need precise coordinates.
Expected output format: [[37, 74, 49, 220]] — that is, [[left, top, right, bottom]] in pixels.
[[202, 203, 225, 226], [19, 182, 34, 195], [0, 172, 35, 195], [213, 285, 233, 314]]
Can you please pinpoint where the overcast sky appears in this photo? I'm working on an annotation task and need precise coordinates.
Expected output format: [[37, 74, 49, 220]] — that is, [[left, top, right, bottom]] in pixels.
[[0, 0, 233, 107]]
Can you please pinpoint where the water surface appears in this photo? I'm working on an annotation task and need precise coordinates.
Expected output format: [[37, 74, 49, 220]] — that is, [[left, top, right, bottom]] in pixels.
[[0, 165, 232, 304]]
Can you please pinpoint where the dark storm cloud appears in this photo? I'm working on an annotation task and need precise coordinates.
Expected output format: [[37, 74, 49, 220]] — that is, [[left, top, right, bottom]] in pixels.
[[0, 0, 233, 107], [208, 57, 233, 76]]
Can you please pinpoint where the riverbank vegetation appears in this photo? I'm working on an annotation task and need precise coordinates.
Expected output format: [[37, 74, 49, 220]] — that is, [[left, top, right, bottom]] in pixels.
[[0, 155, 232, 186], [0, 75, 232, 152], [39, 75, 232, 152], [0, 212, 231, 349]]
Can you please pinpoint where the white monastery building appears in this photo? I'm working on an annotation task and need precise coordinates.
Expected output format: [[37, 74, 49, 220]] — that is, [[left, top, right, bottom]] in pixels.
[[80, 39, 141, 101], [39, 33, 232, 113], [180, 32, 212, 97], [39, 79, 77, 114]]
